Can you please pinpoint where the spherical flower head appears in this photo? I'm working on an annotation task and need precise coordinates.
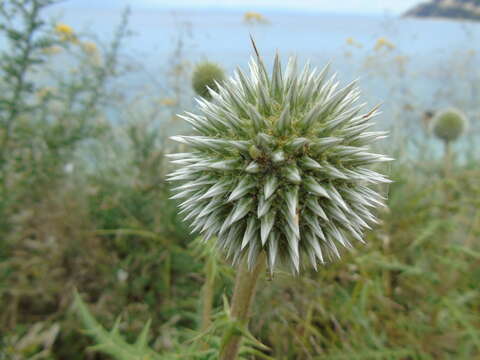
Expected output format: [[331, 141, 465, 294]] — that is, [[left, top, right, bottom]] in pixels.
[[192, 62, 226, 100], [168, 53, 392, 274], [430, 108, 468, 143]]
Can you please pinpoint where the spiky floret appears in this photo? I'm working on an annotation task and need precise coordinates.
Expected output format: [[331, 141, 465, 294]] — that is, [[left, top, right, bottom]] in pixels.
[[169, 53, 392, 274], [192, 61, 226, 99], [430, 107, 468, 143]]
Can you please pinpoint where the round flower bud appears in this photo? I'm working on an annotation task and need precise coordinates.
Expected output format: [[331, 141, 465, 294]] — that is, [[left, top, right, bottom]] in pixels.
[[430, 108, 468, 143], [192, 61, 226, 100], [169, 53, 392, 274]]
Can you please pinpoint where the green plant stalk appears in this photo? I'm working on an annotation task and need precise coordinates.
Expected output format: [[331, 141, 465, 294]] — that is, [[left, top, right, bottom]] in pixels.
[[443, 140, 452, 177], [220, 252, 267, 360], [164, 252, 172, 303], [442, 139, 453, 217], [201, 257, 215, 332]]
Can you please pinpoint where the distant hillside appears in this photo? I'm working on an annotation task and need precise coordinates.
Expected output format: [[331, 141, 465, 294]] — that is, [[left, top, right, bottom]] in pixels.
[[405, 0, 480, 21]]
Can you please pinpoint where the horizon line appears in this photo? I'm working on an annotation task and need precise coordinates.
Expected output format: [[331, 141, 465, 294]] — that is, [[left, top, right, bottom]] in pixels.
[[52, 4, 404, 17]]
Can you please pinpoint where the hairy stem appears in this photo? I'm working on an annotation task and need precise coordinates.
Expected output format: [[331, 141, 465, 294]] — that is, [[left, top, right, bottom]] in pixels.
[[220, 252, 267, 360]]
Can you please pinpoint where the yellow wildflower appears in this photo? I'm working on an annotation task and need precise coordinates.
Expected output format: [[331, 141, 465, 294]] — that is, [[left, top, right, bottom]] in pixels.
[[41, 46, 62, 55], [346, 37, 362, 48], [374, 37, 395, 51], [159, 98, 177, 106], [55, 23, 74, 36], [243, 11, 269, 24], [81, 41, 98, 55], [81, 41, 102, 65], [55, 23, 78, 43]]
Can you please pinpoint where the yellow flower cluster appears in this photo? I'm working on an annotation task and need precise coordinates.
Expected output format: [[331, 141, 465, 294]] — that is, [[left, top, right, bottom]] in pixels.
[[55, 23, 73, 36], [346, 37, 363, 48], [55, 23, 77, 43], [158, 98, 177, 106], [80, 41, 101, 64], [42, 46, 62, 55], [374, 37, 395, 51], [243, 11, 269, 24], [81, 41, 98, 55]]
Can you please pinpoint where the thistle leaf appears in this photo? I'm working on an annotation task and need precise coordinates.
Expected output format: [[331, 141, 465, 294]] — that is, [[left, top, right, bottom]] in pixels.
[[134, 319, 151, 350]]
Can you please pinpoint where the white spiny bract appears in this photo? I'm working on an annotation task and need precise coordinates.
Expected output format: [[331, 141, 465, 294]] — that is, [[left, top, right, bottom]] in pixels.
[[168, 53, 392, 274]]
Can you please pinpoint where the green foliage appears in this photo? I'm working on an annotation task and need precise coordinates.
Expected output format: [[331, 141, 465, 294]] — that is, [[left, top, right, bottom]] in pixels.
[[252, 156, 480, 359], [191, 61, 226, 99], [75, 291, 273, 360], [74, 291, 164, 360], [0, 1, 479, 359], [0, 0, 127, 236]]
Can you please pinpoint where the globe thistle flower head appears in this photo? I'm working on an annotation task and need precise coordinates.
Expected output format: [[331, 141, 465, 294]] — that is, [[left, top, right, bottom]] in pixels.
[[192, 61, 226, 100], [430, 107, 468, 143], [169, 52, 392, 274]]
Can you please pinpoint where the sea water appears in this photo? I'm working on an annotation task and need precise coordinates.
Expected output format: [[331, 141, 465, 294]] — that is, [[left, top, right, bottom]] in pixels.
[[5, 6, 480, 156]]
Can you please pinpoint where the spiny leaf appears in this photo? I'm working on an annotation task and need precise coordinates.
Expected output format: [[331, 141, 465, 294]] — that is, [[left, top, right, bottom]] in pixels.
[[261, 211, 276, 245]]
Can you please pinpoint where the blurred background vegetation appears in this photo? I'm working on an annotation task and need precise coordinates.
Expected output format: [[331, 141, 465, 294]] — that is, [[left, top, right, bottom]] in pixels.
[[0, 0, 479, 359]]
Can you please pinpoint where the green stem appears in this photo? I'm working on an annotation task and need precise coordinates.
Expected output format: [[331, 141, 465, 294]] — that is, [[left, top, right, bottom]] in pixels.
[[443, 140, 451, 178], [220, 252, 266, 360], [442, 140, 453, 218], [201, 257, 215, 332]]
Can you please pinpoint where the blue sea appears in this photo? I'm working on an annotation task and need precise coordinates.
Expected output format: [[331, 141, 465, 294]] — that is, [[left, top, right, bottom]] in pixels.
[[47, 7, 480, 111], [50, 7, 480, 68], [19, 5, 480, 156]]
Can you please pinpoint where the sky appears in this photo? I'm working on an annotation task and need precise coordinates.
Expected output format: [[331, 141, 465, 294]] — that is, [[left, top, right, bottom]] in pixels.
[[61, 0, 423, 15]]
